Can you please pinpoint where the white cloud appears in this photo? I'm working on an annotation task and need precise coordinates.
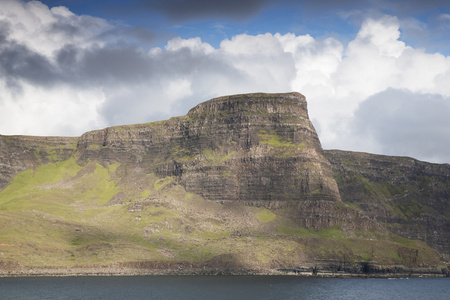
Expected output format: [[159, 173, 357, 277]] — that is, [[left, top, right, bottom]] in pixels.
[[0, 0, 110, 58], [350, 89, 450, 163], [298, 15, 450, 163], [1, 1, 449, 163], [438, 14, 450, 21], [165, 37, 215, 54], [0, 81, 106, 136]]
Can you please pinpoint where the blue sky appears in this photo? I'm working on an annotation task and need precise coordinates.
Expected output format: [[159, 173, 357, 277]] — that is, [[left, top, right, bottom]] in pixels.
[[35, 0, 450, 51], [1, 0, 450, 163]]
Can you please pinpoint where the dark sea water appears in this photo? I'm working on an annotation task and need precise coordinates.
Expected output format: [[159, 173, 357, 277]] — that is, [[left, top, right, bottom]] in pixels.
[[0, 276, 448, 300]]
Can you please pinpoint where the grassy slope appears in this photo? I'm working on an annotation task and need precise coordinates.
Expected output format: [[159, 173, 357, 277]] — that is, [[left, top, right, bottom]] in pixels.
[[0, 156, 443, 270]]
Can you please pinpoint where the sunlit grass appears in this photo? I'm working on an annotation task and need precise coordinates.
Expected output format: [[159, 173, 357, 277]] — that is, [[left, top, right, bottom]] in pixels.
[[0, 156, 443, 269]]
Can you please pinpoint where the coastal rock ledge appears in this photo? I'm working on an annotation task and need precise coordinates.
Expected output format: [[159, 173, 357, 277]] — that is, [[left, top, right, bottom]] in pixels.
[[0, 92, 449, 277]]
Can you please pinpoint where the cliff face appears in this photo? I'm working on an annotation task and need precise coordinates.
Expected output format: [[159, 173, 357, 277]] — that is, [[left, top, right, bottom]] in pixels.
[[0, 92, 448, 276], [325, 150, 450, 261], [75, 92, 341, 229], [180, 93, 340, 204], [0, 135, 77, 189]]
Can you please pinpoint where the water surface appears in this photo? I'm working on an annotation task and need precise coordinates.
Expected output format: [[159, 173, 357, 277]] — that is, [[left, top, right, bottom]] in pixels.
[[1, 276, 448, 299]]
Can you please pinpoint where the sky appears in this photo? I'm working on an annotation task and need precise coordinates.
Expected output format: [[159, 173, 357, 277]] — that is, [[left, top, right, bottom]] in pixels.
[[1, 0, 450, 163]]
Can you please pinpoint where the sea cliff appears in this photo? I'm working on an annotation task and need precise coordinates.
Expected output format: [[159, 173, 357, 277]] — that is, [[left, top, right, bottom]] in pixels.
[[0, 92, 448, 277]]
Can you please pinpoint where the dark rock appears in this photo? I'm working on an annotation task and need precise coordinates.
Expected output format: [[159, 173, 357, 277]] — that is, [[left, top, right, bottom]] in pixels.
[[325, 150, 450, 261], [0, 135, 77, 189], [74, 92, 342, 229]]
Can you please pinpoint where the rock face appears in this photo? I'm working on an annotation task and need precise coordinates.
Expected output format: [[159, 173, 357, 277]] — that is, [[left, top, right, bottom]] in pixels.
[[0, 92, 449, 275], [0, 135, 77, 189], [325, 150, 450, 261], [76, 92, 341, 229], [180, 93, 340, 203]]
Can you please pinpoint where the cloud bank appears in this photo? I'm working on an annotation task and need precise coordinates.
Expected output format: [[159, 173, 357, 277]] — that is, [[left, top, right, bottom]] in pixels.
[[1, 1, 450, 163]]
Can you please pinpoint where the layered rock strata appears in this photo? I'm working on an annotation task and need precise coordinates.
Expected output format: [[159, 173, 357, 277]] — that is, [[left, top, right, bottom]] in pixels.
[[0, 92, 449, 272], [0, 135, 77, 189], [76, 92, 342, 229], [325, 150, 450, 260]]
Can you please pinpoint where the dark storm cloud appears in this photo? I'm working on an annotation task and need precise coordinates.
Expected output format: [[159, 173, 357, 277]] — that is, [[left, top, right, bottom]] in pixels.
[[123, 0, 450, 22], [289, 0, 450, 15], [0, 41, 60, 88], [0, 41, 151, 91], [124, 25, 156, 44], [78, 46, 155, 84], [377, 0, 450, 14], [352, 89, 450, 163], [131, 0, 273, 21], [0, 21, 55, 87], [0, 4, 156, 90], [32, 0, 450, 24]]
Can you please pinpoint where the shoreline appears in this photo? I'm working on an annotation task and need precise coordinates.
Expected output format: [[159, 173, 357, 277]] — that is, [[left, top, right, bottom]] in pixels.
[[2, 259, 448, 278], [1, 268, 448, 278]]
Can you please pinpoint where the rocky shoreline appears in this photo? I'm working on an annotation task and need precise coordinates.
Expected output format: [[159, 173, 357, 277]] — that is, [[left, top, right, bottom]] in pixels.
[[1, 262, 448, 278]]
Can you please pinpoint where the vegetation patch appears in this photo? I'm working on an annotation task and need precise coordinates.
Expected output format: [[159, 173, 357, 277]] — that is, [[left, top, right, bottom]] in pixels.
[[255, 208, 276, 223], [154, 176, 175, 191], [76, 163, 120, 206], [139, 189, 152, 197], [258, 130, 306, 157], [277, 224, 345, 240], [0, 157, 82, 210], [202, 148, 236, 165]]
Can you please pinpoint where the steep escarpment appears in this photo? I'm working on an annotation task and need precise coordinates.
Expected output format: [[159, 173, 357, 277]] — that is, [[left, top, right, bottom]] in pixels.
[[178, 93, 342, 229], [0, 92, 448, 277], [0, 135, 77, 189], [180, 93, 339, 203], [325, 150, 450, 261], [76, 93, 342, 229]]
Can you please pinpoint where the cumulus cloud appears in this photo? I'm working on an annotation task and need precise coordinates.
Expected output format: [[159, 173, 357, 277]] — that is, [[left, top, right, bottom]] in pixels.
[[296, 16, 450, 161], [1, 1, 450, 163], [0, 0, 112, 136], [350, 89, 450, 163]]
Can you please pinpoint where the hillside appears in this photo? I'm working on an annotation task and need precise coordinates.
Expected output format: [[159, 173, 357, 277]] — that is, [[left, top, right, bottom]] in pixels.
[[325, 150, 450, 262], [0, 92, 448, 277]]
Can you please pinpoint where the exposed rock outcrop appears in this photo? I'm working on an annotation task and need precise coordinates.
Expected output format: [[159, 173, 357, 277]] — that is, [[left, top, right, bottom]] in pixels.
[[325, 150, 450, 261], [75, 92, 341, 229], [0, 135, 77, 189], [0, 92, 449, 276]]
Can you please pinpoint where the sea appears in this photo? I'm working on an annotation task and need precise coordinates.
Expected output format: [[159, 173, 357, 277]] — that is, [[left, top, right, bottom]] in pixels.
[[0, 276, 448, 300]]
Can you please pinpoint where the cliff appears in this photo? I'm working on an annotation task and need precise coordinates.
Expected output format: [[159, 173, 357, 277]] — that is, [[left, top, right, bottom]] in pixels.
[[325, 150, 450, 262], [0, 135, 77, 188], [0, 92, 448, 277], [75, 92, 341, 229]]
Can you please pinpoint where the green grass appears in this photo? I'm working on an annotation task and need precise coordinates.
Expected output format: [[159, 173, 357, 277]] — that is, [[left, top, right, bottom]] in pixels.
[[0, 155, 444, 270], [154, 176, 175, 191], [140, 189, 152, 197], [31, 140, 78, 163], [277, 222, 345, 239], [258, 130, 306, 157], [255, 208, 276, 223], [202, 148, 236, 165], [0, 157, 81, 210], [78, 163, 120, 205]]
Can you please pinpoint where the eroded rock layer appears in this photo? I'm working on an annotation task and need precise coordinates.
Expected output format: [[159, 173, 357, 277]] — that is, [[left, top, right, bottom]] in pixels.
[[325, 150, 450, 261], [75, 92, 341, 229], [0, 135, 77, 189], [0, 92, 449, 275]]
